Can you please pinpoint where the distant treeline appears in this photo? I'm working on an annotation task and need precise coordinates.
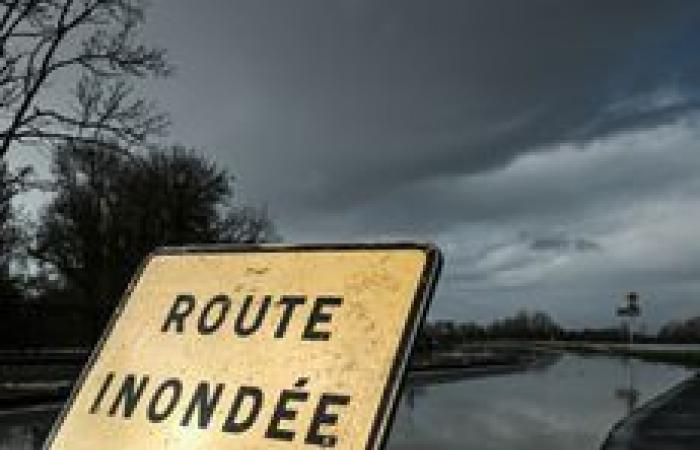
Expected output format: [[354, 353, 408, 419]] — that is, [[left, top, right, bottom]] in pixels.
[[658, 317, 700, 343], [415, 310, 700, 352]]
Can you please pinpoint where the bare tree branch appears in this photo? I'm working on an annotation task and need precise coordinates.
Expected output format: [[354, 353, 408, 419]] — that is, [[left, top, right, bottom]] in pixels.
[[0, 0, 172, 158]]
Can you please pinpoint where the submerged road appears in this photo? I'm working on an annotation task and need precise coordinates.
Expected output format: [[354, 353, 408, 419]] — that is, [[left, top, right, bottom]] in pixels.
[[602, 373, 700, 450]]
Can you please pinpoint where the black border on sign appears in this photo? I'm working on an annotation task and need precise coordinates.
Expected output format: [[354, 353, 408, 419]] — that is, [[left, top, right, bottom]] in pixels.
[[42, 242, 443, 450]]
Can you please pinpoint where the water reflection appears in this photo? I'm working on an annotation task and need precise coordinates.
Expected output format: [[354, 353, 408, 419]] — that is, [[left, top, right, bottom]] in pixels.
[[0, 424, 43, 450], [388, 354, 690, 450], [614, 358, 639, 415], [0, 406, 58, 450], [0, 355, 692, 450]]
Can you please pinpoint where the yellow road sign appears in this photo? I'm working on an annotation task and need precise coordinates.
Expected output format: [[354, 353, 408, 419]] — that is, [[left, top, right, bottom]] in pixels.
[[45, 243, 442, 450]]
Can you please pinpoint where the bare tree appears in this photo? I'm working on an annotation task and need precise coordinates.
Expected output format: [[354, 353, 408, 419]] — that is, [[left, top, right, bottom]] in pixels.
[[0, 0, 171, 158]]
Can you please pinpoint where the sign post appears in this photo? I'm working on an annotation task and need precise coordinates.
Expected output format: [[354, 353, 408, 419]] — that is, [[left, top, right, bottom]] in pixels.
[[44, 243, 442, 450], [615, 292, 641, 415], [616, 291, 641, 348]]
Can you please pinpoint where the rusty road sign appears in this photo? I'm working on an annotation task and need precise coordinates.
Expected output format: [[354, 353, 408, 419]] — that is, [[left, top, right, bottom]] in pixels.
[[45, 243, 442, 450]]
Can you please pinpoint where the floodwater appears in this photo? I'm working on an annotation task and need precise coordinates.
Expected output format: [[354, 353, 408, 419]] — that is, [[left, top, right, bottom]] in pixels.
[[387, 354, 692, 450], [0, 405, 58, 450], [0, 354, 693, 449]]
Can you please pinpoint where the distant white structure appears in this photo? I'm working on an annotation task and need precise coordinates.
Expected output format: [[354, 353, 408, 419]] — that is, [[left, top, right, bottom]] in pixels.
[[617, 291, 641, 347]]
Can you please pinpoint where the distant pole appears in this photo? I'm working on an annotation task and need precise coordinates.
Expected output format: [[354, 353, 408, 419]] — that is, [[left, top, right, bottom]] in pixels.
[[616, 292, 641, 349], [629, 314, 634, 349]]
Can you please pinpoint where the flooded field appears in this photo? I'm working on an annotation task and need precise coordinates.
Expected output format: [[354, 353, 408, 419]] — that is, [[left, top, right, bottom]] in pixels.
[[0, 353, 694, 449], [388, 354, 692, 450]]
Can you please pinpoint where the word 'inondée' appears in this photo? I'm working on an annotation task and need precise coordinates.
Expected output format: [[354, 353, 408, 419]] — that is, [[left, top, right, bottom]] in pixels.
[[89, 372, 351, 448]]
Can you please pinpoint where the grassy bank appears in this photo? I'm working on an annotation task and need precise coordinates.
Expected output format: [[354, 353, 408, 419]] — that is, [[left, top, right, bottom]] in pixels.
[[538, 342, 700, 369]]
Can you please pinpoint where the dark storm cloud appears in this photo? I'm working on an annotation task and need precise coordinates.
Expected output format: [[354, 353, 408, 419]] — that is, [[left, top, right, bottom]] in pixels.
[[530, 237, 601, 252], [149, 0, 700, 225], [142, 1, 700, 326], [283, 118, 700, 241], [282, 0, 700, 214], [443, 231, 600, 286]]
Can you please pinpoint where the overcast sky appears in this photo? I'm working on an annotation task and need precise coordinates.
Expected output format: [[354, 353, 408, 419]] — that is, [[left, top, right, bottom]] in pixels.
[[21, 0, 700, 329]]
